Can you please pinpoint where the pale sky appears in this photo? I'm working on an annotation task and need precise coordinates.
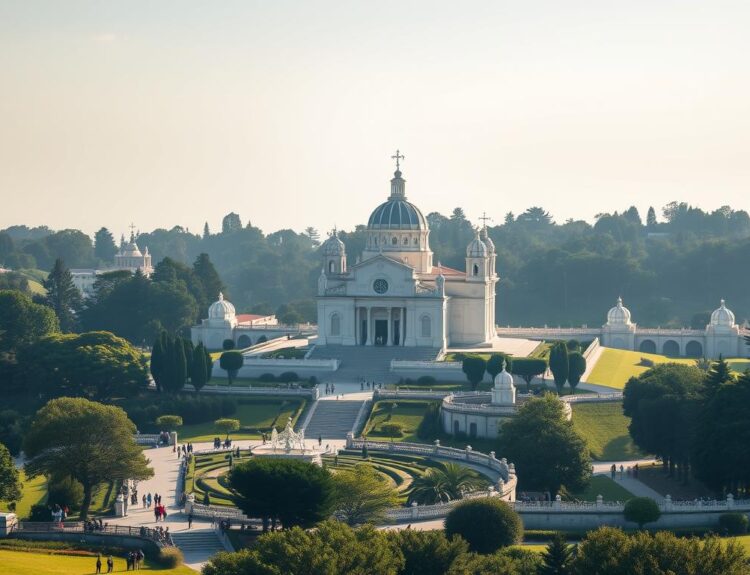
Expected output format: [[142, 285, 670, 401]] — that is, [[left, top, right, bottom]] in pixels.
[[1, 1, 750, 238]]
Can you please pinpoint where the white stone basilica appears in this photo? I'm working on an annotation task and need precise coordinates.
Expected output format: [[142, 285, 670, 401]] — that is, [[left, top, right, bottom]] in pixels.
[[316, 162, 497, 349]]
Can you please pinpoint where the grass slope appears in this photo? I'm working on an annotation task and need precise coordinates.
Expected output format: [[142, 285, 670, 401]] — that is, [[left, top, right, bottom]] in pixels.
[[0, 550, 195, 575], [570, 475, 634, 502], [0, 472, 47, 519], [178, 399, 303, 442], [363, 400, 437, 442], [587, 348, 696, 389], [571, 402, 643, 461]]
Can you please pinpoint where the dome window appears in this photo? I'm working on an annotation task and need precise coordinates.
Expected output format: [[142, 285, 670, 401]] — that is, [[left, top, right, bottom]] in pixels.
[[473, 264, 479, 276]]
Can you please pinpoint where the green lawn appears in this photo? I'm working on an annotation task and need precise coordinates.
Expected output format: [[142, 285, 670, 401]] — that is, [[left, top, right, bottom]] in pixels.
[[363, 400, 437, 442], [728, 359, 750, 374], [0, 550, 195, 575], [178, 399, 304, 442], [0, 471, 47, 520], [569, 475, 634, 502], [586, 348, 697, 389], [571, 401, 643, 461]]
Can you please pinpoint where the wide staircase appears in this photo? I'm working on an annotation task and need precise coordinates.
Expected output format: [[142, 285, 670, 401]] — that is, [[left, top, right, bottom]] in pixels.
[[171, 529, 227, 560], [303, 400, 365, 439], [308, 345, 440, 383]]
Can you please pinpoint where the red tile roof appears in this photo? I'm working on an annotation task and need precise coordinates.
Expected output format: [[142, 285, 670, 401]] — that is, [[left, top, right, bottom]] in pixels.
[[236, 314, 272, 323], [432, 265, 465, 276]]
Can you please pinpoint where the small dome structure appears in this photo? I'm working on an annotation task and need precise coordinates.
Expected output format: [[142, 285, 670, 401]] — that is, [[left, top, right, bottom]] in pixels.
[[120, 242, 143, 258], [607, 297, 632, 326], [367, 170, 428, 231], [494, 360, 514, 388], [480, 227, 495, 254], [710, 299, 736, 327], [466, 231, 488, 258], [321, 231, 346, 256], [208, 292, 236, 321]]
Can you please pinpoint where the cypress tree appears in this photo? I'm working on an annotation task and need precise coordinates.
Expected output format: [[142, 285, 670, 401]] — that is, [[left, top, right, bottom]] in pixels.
[[549, 342, 569, 394], [646, 206, 657, 228], [539, 532, 573, 575], [150, 333, 165, 392], [43, 258, 82, 332], [182, 338, 194, 371], [191, 343, 208, 392], [173, 336, 187, 393], [204, 346, 213, 382], [567, 352, 587, 390], [704, 356, 733, 398]]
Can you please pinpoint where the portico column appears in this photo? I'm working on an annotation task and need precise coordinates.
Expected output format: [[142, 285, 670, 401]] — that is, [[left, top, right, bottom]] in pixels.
[[367, 306, 373, 346], [388, 307, 394, 345], [400, 307, 405, 346], [354, 307, 360, 345]]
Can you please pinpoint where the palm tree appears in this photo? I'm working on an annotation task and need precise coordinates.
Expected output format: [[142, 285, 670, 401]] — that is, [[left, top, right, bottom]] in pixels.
[[407, 462, 488, 505]]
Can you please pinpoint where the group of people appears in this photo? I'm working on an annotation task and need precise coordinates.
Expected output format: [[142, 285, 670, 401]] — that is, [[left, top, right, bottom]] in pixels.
[[213, 436, 232, 449], [94, 553, 114, 573], [360, 379, 383, 390], [610, 463, 640, 480], [125, 549, 145, 571], [84, 518, 108, 532], [50, 503, 69, 525], [323, 383, 336, 395], [174, 443, 194, 457]]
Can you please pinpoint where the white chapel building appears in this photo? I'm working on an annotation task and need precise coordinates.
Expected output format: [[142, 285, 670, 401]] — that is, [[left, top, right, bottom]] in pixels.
[[315, 164, 497, 349]]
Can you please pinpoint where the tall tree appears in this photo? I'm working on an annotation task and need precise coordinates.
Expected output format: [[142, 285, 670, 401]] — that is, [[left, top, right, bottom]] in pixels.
[[0, 441, 22, 505], [43, 258, 82, 332], [304, 227, 321, 247], [548, 341, 569, 393], [24, 397, 153, 519], [204, 344, 213, 383], [191, 342, 208, 392], [540, 532, 573, 575], [93, 227, 117, 263], [229, 458, 335, 530], [461, 355, 487, 391], [646, 206, 657, 228], [0, 290, 59, 352], [567, 351, 587, 390], [203, 222, 211, 240], [192, 253, 224, 307], [486, 353, 512, 380], [220, 350, 244, 385], [703, 356, 733, 398], [150, 332, 166, 392], [511, 357, 548, 393], [496, 394, 592, 497]]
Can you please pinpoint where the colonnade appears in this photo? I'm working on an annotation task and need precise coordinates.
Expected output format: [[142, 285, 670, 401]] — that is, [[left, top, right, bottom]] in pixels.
[[356, 305, 406, 346]]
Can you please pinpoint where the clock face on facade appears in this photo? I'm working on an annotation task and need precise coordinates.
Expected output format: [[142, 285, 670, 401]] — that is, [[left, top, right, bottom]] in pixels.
[[373, 279, 389, 294]]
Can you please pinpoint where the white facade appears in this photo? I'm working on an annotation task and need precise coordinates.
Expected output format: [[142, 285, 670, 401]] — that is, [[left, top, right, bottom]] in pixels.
[[316, 167, 498, 350], [71, 232, 154, 297], [191, 292, 280, 350]]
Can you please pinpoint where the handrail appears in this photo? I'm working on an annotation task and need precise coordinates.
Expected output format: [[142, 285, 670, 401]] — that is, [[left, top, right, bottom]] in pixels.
[[13, 521, 174, 547]]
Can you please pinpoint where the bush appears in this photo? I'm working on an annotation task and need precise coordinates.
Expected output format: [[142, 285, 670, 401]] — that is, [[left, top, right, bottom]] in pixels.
[[222, 339, 235, 350], [259, 373, 277, 382], [417, 376, 437, 386], [29, 504, 51, 521], [566, 339, 581, 351], [623, 497, 661, 528], [155, 415, 183, 429], [380, 422, 404, 437], [445, 498, 523, 553], [155, 547, 184, 568], [47, 475, 84, 511], [278, 371, 299, 383], [719, 512, 749, 535], [309, 376, 319, 386]]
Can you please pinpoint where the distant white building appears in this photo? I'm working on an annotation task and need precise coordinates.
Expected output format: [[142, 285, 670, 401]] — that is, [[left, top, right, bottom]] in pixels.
[[71, 231, 154, 297], [315, 161, 498, 350], [190, 293, 280, 350]]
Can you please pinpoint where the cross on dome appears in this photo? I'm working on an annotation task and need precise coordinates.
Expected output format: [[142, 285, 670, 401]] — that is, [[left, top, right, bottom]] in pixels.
[[479, 212, 492, 228], [391, 149, 405, 171]]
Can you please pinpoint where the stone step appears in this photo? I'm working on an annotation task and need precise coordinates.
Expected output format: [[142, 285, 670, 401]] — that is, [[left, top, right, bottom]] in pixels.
[[171, 530, 226, 553], [304, 400, 364, 439]]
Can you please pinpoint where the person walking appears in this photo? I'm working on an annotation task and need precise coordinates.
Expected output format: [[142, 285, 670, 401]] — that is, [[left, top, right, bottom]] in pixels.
[[142, 494, 146, 508], [318, 435, 322, 447], [95, 554, 102, 574], [188, 512, 193, 529], [154, 504, 160, 522], [106, 555, 113, 573], [146, 493, 152, 508]]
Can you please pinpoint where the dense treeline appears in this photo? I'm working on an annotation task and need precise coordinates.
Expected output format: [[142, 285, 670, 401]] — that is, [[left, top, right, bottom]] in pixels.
[[2, 200, 750, 326]]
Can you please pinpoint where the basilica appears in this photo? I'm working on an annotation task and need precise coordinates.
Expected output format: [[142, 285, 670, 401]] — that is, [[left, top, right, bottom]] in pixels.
[[315, 163, 497, 349]]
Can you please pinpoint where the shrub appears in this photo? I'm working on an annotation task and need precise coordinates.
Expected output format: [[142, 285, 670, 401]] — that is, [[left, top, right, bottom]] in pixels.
[[566, 339, 581, 351], [259, 373, 277, 382], [445, 498, 523, 553], [222, 339, 235, 350], [417, 375, 437, 386], [309, 376, 319, 386], [623, 497, 661, 528], [29, 504, 51, 521], [278, 371, 299, 383], [155, 415, 183, 429], [719, 512, 749, 535], [380, 422, 404, 437], [155, 547, 184, 568], [47, 476, 84, 511]]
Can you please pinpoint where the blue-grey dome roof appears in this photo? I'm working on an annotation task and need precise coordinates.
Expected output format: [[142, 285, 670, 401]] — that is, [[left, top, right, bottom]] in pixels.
[[368, 199, 427, 230]]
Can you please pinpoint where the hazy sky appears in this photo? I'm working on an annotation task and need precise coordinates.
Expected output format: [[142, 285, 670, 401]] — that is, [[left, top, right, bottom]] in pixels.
[[2, 1, 750, 238]]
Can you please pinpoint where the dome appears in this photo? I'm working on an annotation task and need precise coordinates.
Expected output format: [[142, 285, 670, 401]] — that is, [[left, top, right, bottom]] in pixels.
[[607, 297, 632, 325], [480, 227, 495, 254], [120, 242, 142, 257], [466, 231, 488, 258], [321, 232, 345, 256], [367, 170, 428, 231], [494, 360, 514, 388], [368, 199, 427, 230], [710, 299, 735, 327], [208, 292, 236, 320]]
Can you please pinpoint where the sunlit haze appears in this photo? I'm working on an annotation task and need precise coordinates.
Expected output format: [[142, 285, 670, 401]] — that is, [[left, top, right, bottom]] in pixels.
[[2, 0, 749, 237]]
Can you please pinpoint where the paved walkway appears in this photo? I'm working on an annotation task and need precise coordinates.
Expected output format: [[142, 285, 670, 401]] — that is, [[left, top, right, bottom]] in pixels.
[[593, 458, 663, 500]]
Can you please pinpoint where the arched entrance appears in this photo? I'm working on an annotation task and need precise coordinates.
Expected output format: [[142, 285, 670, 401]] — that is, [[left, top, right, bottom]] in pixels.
[[453, 421, 460, 435], [237, 335, 252, 348], [662, 340, 680, 357], [639, 340, 657, 354], [685, 340, 703, 358]]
